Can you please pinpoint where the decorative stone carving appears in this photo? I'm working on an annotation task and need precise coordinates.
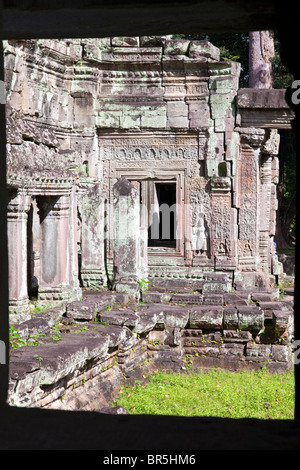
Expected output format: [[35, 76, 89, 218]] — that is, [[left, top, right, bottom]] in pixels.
[[4, 35, 289, 301], [191, 213, 209, 255], [7, 189, 32, 321]]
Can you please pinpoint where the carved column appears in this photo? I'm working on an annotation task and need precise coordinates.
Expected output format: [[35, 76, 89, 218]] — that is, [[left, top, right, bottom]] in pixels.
[[37, 195, 73, 302], [7, 189, 31, 321], [80, 181, 106, 289], [259, 129, 281, 280], [210, 176, 238, 270], [237, 131, 262, 285]]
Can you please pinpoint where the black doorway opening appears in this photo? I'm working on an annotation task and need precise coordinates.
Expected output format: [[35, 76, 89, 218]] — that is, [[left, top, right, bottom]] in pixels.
[[148, 182, 176, 248]]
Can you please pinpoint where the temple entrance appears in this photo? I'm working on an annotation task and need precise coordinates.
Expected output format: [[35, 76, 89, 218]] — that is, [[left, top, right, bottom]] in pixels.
[[148, 182, 177, 248]]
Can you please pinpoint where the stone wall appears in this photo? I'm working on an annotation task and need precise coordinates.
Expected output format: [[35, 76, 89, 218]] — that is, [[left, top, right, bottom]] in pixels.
[[4, 37, 295, 410], [4, 37, 291, 314]]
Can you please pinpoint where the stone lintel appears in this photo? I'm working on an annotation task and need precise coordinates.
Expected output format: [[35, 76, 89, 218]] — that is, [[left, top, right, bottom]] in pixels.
[[237, 88, 294, 129]]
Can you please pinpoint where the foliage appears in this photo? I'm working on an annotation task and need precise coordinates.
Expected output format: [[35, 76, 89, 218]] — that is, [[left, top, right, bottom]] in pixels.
[[9, 326, 27, 349], [115, 368, 295, 419], [272, 35, 294, 89]]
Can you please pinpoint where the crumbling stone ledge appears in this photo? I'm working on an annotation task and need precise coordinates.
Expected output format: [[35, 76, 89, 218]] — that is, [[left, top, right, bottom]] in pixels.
[[8, 285, 294, 412]]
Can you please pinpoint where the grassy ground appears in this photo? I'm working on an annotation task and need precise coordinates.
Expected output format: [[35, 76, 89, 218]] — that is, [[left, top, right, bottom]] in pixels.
[[115, 368, 295, 420]]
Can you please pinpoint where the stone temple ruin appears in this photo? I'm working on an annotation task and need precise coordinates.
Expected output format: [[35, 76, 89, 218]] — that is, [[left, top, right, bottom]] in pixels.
[[4, 36, 295, 410]]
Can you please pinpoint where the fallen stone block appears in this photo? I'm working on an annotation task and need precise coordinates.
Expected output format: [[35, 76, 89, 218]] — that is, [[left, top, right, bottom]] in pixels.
[[66, 298, 111, 321], [133, 312, 159, 334], [98, 325, 127, 349], [118, 329, 139, 352], [142, 304, 189, 329], [111, 36, 139, 47], [164, 327, 182, 347], [272, 310, 294, 336], [98, 309, 139, 329], [189, 40, 220, 60]]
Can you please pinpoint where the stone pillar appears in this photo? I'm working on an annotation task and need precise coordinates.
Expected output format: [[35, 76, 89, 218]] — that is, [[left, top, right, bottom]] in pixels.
[[7, 189, 31, 321], [237, 131, 262, 285], [69, 185, 82, 299], [112, 176, 141, 300], [37, 195, 73, 302], [210, 176, 238, 270], [259, 129, 282, 280], [80, 181, 106, 289]]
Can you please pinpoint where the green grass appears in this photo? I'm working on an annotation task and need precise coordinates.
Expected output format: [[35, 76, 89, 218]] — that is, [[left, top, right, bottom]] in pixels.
[[115, 368, 295, 420]]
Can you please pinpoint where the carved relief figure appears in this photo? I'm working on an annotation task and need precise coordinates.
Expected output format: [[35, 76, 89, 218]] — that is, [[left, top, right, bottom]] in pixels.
[[192, 214, 209, 255]]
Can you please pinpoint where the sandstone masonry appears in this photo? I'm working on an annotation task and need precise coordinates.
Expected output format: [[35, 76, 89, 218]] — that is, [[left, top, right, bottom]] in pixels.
[[4, 36, 295, 410]]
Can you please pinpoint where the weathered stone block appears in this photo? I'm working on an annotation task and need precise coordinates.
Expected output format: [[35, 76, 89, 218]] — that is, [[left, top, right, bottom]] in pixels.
[[142, 292, 172, 303], [98, 309, 139, 329], [161, 306, 190, 329], [223, 329, 252, 343], [245, 343, 271, 362], [224, 293, 249, 306], [237, 305, 264, 332], [203, 294, 224, 305], [118, 329, 139, 352], [164, 327, 182, 347], [272, 310, 294, 336], [83, 43, 101, 61], [140, 36, 166, 47], [102, 325, 127, 349], [164, 39, 190, 56], [188, 101, 210, 128], [258, 301, 283, 311], [220, 343, 245, 358], [66, 300, 99, 321], [140, 104, 167, 128], [189, 306, 223, 329], [134, 313, 159, 334], [202, 281, 229, 294], [251, 293, 276, 302], [223, 306, 239, 329], [111, 37, 139, 47], [171, 293, 203, 304], [271, 344, 290, 362], [167, 101, 189, 128], [189, 41, 220, 61]]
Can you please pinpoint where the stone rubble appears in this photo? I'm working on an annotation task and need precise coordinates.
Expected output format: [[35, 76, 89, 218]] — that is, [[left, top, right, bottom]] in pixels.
[[8, 281, 294, 412]]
